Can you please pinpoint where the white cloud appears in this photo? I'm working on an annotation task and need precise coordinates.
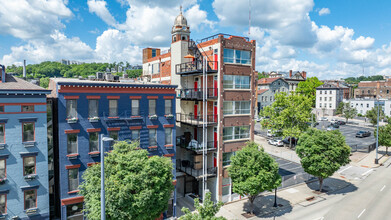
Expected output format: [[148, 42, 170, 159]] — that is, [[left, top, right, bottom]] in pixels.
[[87, 0, 117, 27], [185, 5, 215, 31], [1, 31, 94, 65], [0, 0, 73, 40], [318, 8, 330, 16]]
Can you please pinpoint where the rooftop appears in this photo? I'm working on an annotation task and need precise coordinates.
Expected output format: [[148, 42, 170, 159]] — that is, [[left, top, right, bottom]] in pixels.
[[0, 74, 48, 93], [50, 77, 177, 88], [258, 77, 282, 85]]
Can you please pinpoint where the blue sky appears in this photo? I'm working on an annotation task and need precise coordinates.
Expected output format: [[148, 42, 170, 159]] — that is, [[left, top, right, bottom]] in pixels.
[[0, 0, 391, 79]]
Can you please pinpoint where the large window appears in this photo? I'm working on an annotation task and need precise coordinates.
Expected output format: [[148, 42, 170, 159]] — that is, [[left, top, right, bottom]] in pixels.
[[223, 126, 250, 141], [223, 101, 250, 115], [21, 105, 34, 112], [223, 75, 250, 89], [108, 100, 118, 117], [149, 100, 156, 115], [66, 99, 77, 119], [165, 128, 172, 145], [67, 134, 78, 155], [0, 160, 5, 179], [66, 203, 83, 220], [89, 132, 99, 152], [24, 189, 37, 210], [68, 168, 79, 192], [0, 124, 4, 144], [109, 131, 119, 141], [165, 100, 172, 115], [149, 129, 157, 146], [223, 49, 251, 65], [0, 106, 3, 113], [0, 194, 5, 214], [223, 152, 236, 166], [131, 100, 139, 116], [88, 99, 99, 118], [23, 156, 36, 176], [22, 122, 35, 142], [131, 130, 140, 141]]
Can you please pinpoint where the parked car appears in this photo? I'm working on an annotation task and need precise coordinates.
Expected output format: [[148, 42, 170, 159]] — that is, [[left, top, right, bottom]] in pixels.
[[256, 117, 261, 122], [275, 139, 284, 147], [356, 130, 371, 138], [268, 139, 277, 145], [267, 130, 274, 137], [336, 120, 346, 125], [307, 122, 319, 127], [282, 137, 298, 146], [330, 123, 340, 128], [330, 118, 337, 123], [319, 117, 328, 121], [327, 126, 337, 131]]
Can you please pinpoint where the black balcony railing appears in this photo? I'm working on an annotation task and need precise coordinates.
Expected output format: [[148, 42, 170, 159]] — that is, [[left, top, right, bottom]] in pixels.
[[177, 137, 217, 153], [176, 113, 217, 126], [177, 159, 217, 179], [176, 59, 218, 75], [178, 88, 218, 100]]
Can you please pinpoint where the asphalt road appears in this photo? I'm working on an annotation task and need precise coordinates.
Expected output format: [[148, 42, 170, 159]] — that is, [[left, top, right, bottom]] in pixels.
[[272, 155, 304, 177], [323, 159, 391, 220]]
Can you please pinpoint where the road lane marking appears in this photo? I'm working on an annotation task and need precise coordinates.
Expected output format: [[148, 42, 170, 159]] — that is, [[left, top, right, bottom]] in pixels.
[[338, 165, 352, 173], [357, 209, 366, 218], [361, 169, 373, 176], [381, 185, 386, 192]]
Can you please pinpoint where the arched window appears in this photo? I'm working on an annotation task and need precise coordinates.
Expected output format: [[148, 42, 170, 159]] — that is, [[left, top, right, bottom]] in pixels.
[[182, 36, 186, 40], [173, 36, 177, 42]]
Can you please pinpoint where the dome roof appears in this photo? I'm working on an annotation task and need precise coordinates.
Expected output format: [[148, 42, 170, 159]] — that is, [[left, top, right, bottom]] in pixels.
[[174, 12, 187, 26]]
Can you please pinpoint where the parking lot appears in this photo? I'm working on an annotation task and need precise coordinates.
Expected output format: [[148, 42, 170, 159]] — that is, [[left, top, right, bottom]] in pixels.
[[272, 155, 304, 176], [255, 120, 376, 152], [316, 121, 375, 150]]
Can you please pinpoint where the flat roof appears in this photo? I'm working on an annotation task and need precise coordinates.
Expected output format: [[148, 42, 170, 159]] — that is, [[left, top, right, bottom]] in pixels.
[[50, 78, 177, 89]]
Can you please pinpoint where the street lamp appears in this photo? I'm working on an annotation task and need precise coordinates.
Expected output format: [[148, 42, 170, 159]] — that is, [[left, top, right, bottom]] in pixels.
[[273, 188, 278, 207], [374, 100, 384, 164], [100, 134, 114, 220]]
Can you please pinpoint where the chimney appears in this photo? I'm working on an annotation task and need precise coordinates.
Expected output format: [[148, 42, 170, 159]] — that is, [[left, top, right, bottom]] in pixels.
[[289, 70, 292, 78], [302, 71, 307, 79], [23, 60, 26, 78]]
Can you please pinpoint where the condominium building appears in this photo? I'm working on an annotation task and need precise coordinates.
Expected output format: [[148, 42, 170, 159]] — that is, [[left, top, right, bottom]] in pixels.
[[343, 99, 391, 117], [315, 83, 344, 116], [0, 71, 51, 219], [142, 11, 257, 202], [47, 78, 177, 219]]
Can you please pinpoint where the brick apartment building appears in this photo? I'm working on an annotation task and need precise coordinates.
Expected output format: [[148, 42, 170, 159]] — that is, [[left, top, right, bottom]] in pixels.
[[142, 11, 256, 202], [354, 78, 391, 99], [47, 77, 177, 219]]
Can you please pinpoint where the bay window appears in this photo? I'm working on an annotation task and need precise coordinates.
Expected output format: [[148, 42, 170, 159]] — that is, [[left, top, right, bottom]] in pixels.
[[223, 49, 251, 65], [223, 101, 250, 115], [223, 126, 250, 141], [223, 75, 250, 89]]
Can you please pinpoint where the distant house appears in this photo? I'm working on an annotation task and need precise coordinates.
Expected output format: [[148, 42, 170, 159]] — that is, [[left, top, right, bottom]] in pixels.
[[315, 83, 344, 116], [257, 77, 289, 111]]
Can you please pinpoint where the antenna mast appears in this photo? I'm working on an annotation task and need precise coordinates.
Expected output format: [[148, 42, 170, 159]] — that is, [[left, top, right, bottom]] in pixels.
[[249, 0, 251, 38]]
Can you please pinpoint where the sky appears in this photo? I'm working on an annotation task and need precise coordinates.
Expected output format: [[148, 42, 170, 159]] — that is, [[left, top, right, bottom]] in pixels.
[[0, 0, 391, 80]]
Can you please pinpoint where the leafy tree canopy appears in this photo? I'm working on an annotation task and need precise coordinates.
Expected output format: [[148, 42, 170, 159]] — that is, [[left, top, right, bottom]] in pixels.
[[375, 124, 391, 154], [180, 192, 226, 220], [296, 77, 324, 107], [228, 142, 281, 214], [366, 106, 385, 126], [260, 92, 312, 142], [296, 129, 351, 191], [342, 102, 357, 123], [344, 75, 384, 84], [80, 141, 174, 220]]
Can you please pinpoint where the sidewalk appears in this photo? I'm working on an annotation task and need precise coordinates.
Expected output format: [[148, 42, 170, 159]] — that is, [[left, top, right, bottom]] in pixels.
[[216, 174, 352, 219]]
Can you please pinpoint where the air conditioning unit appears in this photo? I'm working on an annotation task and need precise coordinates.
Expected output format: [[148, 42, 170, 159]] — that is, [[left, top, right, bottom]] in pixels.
[[105, 73, 114, 81], [96, 72, 104, 80]]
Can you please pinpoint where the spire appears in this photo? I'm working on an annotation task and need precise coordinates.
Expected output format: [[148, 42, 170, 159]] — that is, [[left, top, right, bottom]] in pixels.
[[180, 5, 182, 14]]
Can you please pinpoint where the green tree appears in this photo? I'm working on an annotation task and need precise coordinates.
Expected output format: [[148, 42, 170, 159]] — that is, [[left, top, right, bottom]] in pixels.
[[366, 106, 385, 126], [260, 92, 312, 147], [39, 77, 50, 88], [336, 102, 344, 115], [258, 71, 269, 79], [295, 77, 324, 107], [375, 124, 391, 155], [296, 129, 351, 192], [342, 102, 357, 123], [180, 192, 226, 220], [228, 142, 281, 215], [80, 141, 174, 220]]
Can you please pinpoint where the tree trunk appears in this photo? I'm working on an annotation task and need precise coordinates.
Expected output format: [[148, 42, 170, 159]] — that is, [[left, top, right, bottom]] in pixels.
[[249, 196, 256, 215], [387, 147, 389, 155], [290, 137, 292, 149], [318, 177, 324, 192]]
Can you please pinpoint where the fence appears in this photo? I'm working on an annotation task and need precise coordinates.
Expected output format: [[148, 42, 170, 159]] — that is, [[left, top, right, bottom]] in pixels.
[[350, 143, 376, 153], [278, 172, 316, 189]]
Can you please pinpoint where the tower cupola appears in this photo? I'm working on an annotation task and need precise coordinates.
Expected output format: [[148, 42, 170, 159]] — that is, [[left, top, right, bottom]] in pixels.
[[171, 6, 190, 43]]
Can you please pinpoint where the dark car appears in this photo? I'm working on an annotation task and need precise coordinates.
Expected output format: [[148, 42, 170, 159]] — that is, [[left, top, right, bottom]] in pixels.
[[336, 120, 346, 125], [282, 137, 298, 146], [356, 131, 371, 138], [330, 123, 339, 128]]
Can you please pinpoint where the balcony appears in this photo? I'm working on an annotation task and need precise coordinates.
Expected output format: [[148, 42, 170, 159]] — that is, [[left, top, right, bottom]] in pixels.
[[178, 88, 218, 100], [177, 159, 217, 179], [177, 136, 217, 154], [176, 59, 218, 75], [176, 113, 217, 127]]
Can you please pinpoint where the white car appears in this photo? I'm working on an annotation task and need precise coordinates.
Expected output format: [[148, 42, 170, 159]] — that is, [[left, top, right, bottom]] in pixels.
[[268, 139, 276, 145], [318, 117, 328, 121], [275, 139, 284, 147], [267, 130, 274, 137], [330, 118, 337, 123]]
